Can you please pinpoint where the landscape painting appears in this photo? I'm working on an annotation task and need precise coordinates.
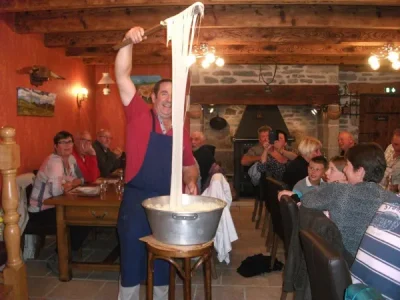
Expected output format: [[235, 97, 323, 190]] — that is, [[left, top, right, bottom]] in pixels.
[[130, 75, 162, 104], [17, 87, 56, 117]]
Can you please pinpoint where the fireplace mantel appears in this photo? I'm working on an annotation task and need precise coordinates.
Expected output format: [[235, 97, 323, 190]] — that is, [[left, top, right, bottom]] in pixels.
[[190, 85, 339, 105]]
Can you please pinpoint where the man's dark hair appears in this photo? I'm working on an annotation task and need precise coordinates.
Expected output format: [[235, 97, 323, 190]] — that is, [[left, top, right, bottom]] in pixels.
[[276, 129, 288, 142], [345, 143, 386, 183], [311, 155, 328, 169], [153, 79, 172, 96], [54, 131, 73, 145]]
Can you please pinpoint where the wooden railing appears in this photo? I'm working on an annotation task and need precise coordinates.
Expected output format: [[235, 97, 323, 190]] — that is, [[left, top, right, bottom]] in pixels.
[[0, 126, 28, 299]]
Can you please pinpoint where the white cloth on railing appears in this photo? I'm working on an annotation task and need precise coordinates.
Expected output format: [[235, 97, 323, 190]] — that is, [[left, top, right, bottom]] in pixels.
[[202, 173, 238, 264], [16, 173, 35, 234]]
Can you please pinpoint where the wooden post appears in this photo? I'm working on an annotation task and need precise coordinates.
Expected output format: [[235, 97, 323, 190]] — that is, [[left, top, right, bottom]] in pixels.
[[0, 126, 28, 300]]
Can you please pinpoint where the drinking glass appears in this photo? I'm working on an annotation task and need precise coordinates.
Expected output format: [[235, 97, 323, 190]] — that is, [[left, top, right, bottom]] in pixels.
[[100, 182, 108, 199]]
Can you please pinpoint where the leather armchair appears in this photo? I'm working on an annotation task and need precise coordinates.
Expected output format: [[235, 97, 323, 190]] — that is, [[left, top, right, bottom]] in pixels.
[[300, 229, 352, 300]]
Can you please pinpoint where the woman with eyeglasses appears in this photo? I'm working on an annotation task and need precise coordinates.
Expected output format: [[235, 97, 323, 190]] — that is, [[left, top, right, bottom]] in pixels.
[[29, 131, 86, 271]]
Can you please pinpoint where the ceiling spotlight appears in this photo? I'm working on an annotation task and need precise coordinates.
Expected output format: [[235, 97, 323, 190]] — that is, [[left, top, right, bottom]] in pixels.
[[215, 57, 225, 67], [368, 44, 399, 70], [190, 43, 224, 69], [201, 59, 210, 69]]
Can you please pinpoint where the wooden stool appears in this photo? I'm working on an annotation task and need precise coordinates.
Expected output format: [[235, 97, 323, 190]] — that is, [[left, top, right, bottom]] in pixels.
[[140, 235, 213, 300]]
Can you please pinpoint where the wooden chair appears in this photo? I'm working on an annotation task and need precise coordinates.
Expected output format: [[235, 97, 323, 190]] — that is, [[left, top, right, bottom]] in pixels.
[[264, 177, 286, 267], [300, 230, 352, 300], [0, 126, 28, 299]]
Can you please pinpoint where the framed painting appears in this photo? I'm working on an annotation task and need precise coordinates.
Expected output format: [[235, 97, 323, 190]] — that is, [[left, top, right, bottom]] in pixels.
[[130, 75, 162, 104], [17, 87, 56, 117]]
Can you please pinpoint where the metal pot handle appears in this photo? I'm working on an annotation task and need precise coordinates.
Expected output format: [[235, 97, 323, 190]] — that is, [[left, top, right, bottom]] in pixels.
[[172, 213, 198, 221]]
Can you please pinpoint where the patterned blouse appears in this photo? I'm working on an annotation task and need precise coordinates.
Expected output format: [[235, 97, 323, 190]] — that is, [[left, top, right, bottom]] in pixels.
[[256, 154, 288, 181]]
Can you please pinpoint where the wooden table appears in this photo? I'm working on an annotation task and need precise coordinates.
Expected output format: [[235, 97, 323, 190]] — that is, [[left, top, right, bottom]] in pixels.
[[44, 188, 121, 281]]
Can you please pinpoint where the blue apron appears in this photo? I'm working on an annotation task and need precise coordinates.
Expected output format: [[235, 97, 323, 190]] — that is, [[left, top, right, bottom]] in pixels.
[[118, 111, 171, 287]]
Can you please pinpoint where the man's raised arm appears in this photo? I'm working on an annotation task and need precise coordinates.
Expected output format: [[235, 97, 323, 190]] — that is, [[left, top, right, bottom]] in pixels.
[[115, 27, 146, 106]]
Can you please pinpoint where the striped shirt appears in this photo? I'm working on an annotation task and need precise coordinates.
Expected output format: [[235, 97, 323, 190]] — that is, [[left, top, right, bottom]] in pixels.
[[351, 197, 400, 300]]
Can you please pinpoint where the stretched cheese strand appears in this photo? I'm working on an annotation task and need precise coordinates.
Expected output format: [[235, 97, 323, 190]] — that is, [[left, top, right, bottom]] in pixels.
[[166, 2, 204, 209]]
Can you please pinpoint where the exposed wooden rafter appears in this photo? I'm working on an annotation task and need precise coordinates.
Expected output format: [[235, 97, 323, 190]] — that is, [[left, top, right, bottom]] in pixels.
[[2, 1, 400, 68], [14, 5, 400, 33], [82, 55, 369, 65], [45, 28, 400, 48], [1, 0, 400, 12], [66, 44, 398, 58]]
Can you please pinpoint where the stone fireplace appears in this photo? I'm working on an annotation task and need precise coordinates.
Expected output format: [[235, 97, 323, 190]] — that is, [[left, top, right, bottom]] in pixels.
[[189, 64, 400, 197]]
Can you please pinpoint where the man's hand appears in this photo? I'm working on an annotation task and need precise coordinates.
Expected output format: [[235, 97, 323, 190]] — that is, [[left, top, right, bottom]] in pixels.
[[113, 147, 123, 158], [84, 143, 96, 156], [262, 141, 273, 153], [124, 27, 146, 45], [184, 181, 198, 195]]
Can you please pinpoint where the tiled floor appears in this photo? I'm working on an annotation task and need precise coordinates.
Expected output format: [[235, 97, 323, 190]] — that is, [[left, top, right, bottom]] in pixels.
[[26, 199, 293, 300]]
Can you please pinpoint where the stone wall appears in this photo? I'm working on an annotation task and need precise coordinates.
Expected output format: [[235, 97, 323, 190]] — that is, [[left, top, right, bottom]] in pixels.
[[191, 64, 339, 86], [191, 104, 319, 174], [189, 65, 400, 173]]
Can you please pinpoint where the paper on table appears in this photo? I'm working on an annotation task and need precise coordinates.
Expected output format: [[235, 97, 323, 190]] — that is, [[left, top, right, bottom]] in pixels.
[[72, 186, 100, 195]]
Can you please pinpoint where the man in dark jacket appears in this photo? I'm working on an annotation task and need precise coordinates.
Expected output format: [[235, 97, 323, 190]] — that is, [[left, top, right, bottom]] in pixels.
[[93, 129, 123, 177], [191, 131, 215, 190]]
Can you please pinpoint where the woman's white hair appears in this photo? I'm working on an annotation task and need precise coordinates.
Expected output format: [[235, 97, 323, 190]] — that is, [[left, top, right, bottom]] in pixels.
[[297, 136, 322, 159]]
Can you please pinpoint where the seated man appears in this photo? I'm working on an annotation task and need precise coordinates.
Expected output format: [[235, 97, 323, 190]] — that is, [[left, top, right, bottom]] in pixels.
[[350, 195, 400, 299], [241, 125, 271, 167], [73, 131, 100, 183], [93, 129, 123, 177], [191, 131, 216, 191], [338, 131, 355, 156]]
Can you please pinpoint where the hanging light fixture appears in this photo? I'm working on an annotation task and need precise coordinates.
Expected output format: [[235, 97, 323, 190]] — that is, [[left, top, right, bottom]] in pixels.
[[98, 72, 115, 95], [368, 44, 400, 70], [187, 43, 225, 68]]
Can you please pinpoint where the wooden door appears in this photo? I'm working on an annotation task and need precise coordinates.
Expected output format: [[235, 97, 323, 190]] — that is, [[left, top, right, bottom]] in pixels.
[[359, 94, 400, 150]]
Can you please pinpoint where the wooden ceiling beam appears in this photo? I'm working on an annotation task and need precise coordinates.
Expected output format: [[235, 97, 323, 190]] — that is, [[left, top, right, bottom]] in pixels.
[[82, 55, 369, 65], [66, 43, 392, 58], [14, 5, 400, 33], [45, 28, 400, 48], [190, 85, 339, 105], [2, 1, 400, 12]]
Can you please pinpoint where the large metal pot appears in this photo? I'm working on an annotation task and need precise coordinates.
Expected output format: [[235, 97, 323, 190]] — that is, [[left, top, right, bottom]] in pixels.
[[142, 194, 226, 245]]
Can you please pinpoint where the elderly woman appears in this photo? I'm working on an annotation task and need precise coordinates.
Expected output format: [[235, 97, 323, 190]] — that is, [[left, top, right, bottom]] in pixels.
[[282, 136, 322, 189], [29, 131, 87, 269], [301, 143, 394, 258], [30, 131, 83, 212]]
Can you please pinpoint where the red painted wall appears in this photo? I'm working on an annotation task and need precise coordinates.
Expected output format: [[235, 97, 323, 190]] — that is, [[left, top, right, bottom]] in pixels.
[[95, 65, 172, 149], [0, 16, 96, 174]]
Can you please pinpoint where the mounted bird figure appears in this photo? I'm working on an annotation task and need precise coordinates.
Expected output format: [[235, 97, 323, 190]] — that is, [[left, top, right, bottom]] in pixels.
[[16, 65, 65, 87]]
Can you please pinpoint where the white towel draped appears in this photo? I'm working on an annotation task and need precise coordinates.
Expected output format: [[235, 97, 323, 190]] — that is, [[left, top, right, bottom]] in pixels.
[[202, 173, 238, 264]]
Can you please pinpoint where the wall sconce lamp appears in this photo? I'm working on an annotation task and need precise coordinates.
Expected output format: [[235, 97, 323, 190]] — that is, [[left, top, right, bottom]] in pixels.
[[98, 73, 115, 95], [76, 87, 88, 108]]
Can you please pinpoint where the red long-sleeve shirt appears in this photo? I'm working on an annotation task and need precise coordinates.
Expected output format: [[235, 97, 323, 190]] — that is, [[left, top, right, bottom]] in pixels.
[[72, 148, 100, 183]]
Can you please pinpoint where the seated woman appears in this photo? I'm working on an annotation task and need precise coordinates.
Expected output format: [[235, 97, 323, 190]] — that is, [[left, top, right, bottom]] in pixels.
[[257, 130, 293, 181], [325, 156, 347, 183], [282, 136, 322, 189], [300, 143, 393, 258], [29, 131, 88, 258]]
